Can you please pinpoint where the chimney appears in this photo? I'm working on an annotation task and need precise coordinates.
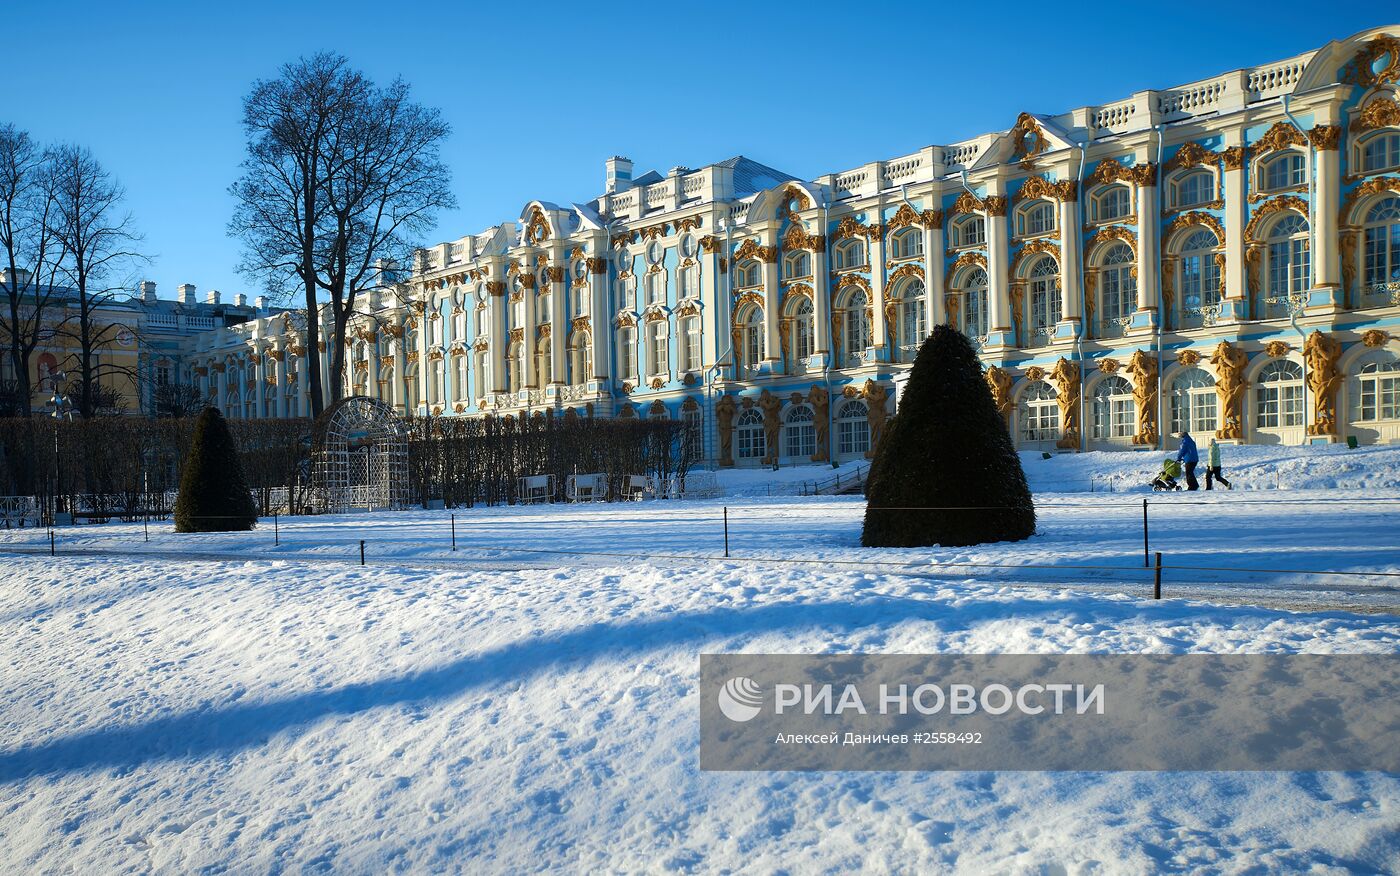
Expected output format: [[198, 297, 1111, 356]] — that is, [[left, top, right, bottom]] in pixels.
[[255, 295, 267, 312], [1, 267, 33, 287], [605, 156, 634, 194], [206, 289, 221, 305], [234, 293, 247, 307], [177, 283, 196, 304], [139, 280, 157, 303]]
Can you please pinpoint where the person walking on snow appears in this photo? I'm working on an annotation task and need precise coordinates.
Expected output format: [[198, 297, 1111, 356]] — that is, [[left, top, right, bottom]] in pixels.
[[1205, 437, 1233, 490], [1176, 431, 1199, 491]]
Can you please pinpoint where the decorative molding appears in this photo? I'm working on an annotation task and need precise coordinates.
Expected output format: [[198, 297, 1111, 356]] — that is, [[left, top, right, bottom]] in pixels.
[[1243, 195, 1309, 244], [486, 280, 506, 296], [1008, 112, 1051, 168], [639, 223, 669, 241], [1351, 97, 1400, 133], [1341, 33, 1400, 89], [674, 215, 703, 233], [1362, 329, 1393, 348], [1010, 239, 1061, 276], [886, 202, 943, 231], [1125, 350, 1159, 446], [1166, 141, 1216, 172], [1164, 211, 1226, 245], [698, 235, 721, 254], [1255, 120, 1306, 154], [1304, 330, 1344, 436], [887, 264, 925, 284], [1097, 357, 1121, 374], [1339, 176, 1400, 227], [983, 195, 1008, 217], [1222, 145, 1249, 171], [1085, 225, 1137, 259], [1012, 175, 1071, 205], [834, 273, 872, 294], [1086, 158, 1144, 188], [734, 238, 779, 264], [832, 215, 877, 240], [1264, 340, 1292, 358], [945, 251, 988, 287], [1209, 340, 1249, 439], [1308, 125, 1341, 151], [950, 191, 985, 215], [781, 222, 825, 253], [1176, 349, 1201, 366]]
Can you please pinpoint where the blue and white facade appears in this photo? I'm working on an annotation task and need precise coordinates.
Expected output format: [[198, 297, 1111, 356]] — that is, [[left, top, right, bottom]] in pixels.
[[187, 25, 1400, 465]]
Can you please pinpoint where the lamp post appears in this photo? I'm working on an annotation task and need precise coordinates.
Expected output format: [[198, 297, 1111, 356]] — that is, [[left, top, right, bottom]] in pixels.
[[44, 370, 74, 520]]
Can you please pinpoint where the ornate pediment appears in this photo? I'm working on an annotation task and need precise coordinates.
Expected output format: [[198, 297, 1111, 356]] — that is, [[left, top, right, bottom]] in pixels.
[[782, 222, 825, 253], [734, 238, 778, 264], [1254, 121, 1306, 154], [1008, 112, 1051, 167], [524, 207, 550, 245], [1166, 141, 1216, 172], [1341, 33, 1400, 88], [1352, 97, 1400, 133], [1243, 195, 1309, 243]]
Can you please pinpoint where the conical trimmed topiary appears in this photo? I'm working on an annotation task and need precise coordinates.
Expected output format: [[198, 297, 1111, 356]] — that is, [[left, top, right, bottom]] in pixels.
[[862, 325, 1035, 547], [174, 407, 258, 532]]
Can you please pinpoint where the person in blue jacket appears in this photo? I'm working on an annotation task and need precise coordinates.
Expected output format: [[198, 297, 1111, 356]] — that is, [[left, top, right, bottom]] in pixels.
[[1176, 430, 1200, 491]]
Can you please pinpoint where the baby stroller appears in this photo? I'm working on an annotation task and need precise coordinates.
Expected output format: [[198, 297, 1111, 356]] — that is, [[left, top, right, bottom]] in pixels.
[[1151, 457, 1184, 492]]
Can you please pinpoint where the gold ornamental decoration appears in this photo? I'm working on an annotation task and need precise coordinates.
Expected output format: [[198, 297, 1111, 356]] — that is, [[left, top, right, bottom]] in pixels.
[[835, 273, 872, 294], [1351, 97, 1400, 133], [1126, 350, 1159, 446], [781, 223, 825, 253], [1338, 176, 1400, 227], [1176, 348, 1201, 366], [1166, 141, 1216, 172], [1307, 125, 1341, 151], [1362, 329, 1393, 348], [1209, 340, 1249, 439], [832, 215, 875, 241], [734, 238, 778, 264], [983, 195, 1008, 217], [1304, 330, 1344, 436], [1010, 239, 1060, 277], [525, 207, 550, 245], [698, 235, 721, 254], [1341, 33, 1400, 88], [1097, 357, 1121, 374], [945, 251, 988, 287], [1243, 196, 1310, 244], [950, 191, 985, 215], [1086, 158, 1141, 187], [1222, 145, 1249, 171], [1164, 211, 1226, 244], [1255, 121, 1306, 154], [985, 365, 1013, 422], [886, 202, 943, 231], [1263, 340, 1292, 358], [1012, 175, 1070, 205], [486, 280, 506, 296], [1050, 358, 1080, 449], [674, 216, 703, 233], [1025, 365, 1045, 382], [1008, 112, 1050, 168], [639, 223, 669, 241]]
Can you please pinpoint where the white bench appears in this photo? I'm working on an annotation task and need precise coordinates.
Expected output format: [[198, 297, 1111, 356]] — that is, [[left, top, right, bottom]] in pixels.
[[518, 474, 554, 505]]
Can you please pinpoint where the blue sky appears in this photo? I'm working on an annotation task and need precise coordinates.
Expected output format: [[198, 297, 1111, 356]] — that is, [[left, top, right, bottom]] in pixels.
[[2, 1, 1382, 302]]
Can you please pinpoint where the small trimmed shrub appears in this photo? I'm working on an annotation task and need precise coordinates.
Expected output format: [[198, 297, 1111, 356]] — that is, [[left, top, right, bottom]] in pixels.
[[174, 407, 258, 532]]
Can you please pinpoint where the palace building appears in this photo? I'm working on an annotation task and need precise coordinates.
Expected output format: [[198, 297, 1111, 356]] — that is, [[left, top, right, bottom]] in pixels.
[[179, 25, 1400, 466]]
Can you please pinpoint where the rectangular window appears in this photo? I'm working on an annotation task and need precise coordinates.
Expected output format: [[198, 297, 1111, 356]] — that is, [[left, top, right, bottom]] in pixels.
[[620, 329, 637, 378], [648, 322, 669, 376]]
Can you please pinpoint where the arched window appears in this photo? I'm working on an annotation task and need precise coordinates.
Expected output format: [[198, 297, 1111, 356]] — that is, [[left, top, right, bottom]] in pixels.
[[568, 330, 592, 384], [840, 289, 870, 367], [788, 297, 814, 372], [1027, 257, 1061, 341], [618, 326, 637, 379], [1171, 170, 1214, 209], [473, 351, 488, 399], [506, 341, 523, 393], [1091, 185, 1132, 222], [1351, 351, 1400, 423], [679, 315, 701, 373], [1019, 381, 1059, 443], [646, 319, 669, 377], [681, 402, 703, 452], [735, 260, 761, 288], [1092, 375, 1135, 439], [1178, 229, 1222, 321], [783, 250, 811, 279], [1361, 132, 1400, 173], [1098, 243, 1137, 336], [833, 239, 865, 270], [1262, 152, 1306, 191], [890, 227, 923, 259], [738, 306, 764, 373], [837, 399, 870, 456], [897, 279, 927, 359], [649, 401, 669, 421], [951, 215, 985, 248], [1015, 201, 1055, 237], [784, 404, 815, 459], [646, 240, 664, 265], [571, 258, 588, 283], [1363, 196, 1400, 304], [962, 268, 989, 339], [1255, 360, 1304, 428], [1170, 367, 1217, 434], [1265, 213, 1310, 307], [535, 336, 551, 386], [736, 408, 765, 460]]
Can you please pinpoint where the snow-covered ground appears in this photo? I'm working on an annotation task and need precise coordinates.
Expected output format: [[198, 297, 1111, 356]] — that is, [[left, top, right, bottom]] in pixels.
[[2, 446, 1399, 872]]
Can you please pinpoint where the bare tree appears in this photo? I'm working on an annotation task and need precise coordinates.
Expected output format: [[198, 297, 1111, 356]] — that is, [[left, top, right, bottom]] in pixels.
[[229, 53, 453, 415], [229, 54, 371, 419], [46, 145, 146, 418], [317, 79, 453, 403], [152, 382, 209, 418], [0, 125, 66, 417]]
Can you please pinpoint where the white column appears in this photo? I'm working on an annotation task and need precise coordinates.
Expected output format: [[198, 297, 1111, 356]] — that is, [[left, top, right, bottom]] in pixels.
[[1222, 138, 1248, 317], [927, 220, 945, 329], [812, 239, 831, 361], [1059, 195, 1082, 322], [549, 251, 567, 384], [589, 254, 610, 382], [1312, 124, 1342, 296], [870, 230, 888, 353], [1135, 173, 1160, 326], [488, 286, 507, 392], [760, 238, 781, 366], [986, 193, 1012, 345]]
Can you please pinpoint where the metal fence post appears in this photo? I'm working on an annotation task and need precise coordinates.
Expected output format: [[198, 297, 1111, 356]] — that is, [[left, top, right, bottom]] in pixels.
[[1154, 551, 1163, 600], [143, 514, 149, 543], [724, 506, 730, 559], [360, 540, 366, 566], [1142, 499, 1150, 568], [49, 528, 55, 556], [274, 513, 279, 546], [451, 513, 456, 551]]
